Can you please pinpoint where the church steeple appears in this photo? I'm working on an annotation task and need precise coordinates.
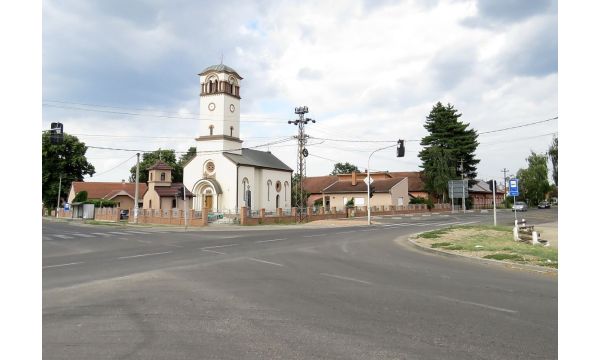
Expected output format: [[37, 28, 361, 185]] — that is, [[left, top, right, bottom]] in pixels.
[[196, 64, 243, 155]]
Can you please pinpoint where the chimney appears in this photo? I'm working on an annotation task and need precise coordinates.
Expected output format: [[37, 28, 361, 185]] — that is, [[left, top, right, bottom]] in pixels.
[[352, 171, 356, 186]]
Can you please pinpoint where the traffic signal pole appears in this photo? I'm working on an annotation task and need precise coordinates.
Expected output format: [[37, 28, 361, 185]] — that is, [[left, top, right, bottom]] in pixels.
[[367, 141, 403, 225]]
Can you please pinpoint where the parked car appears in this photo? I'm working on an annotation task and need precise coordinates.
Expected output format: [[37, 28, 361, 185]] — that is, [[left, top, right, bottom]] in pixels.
[[512, 201, 528, 212], [120, 209, 129, 220], [537, 201, 551, 209]]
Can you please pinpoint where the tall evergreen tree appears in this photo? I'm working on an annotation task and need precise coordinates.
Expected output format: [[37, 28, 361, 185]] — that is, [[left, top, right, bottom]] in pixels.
[[42, 131, 95, 208], [419, 102, 479, 199]]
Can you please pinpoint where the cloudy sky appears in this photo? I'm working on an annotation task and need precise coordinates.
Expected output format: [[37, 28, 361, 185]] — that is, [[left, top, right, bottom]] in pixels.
[[42, 0, 558, 184]]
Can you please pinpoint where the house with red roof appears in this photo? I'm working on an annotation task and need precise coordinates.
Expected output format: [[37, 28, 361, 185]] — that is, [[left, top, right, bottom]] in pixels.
[[67, 180, 147, 210]]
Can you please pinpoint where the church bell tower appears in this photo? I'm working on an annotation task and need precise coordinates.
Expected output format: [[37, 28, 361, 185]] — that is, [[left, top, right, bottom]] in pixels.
[[196, 64, 243, 155]]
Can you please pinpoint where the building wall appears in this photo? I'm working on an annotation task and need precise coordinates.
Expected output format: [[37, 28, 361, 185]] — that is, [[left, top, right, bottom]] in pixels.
[[112, 195, 135, 210], [256, 168, 292, 211], [389, 178, 409, 207], [143, 188, 161, 209], [184, 152, 239, 212], [327, 192, 394, 209]]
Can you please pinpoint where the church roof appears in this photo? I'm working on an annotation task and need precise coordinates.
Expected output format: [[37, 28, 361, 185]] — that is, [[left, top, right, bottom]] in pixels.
[[223, 148, 293, 172], [199, 64, 243, 79], [148, 161, 173, 170]]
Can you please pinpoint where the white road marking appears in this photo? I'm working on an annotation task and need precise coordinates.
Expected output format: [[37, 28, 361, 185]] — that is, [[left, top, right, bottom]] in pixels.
[[117, 251, 172, 260], [90, 232, 112, 237], [256, 238, 287, 243], [125, 230, 151, 234], [108, 231, 129, 235], [200, 243, 240, 250], [303, 234, 327, 238], [319, 273, 372, 285], [53, 234, 74, 239], [202, 249, 226, 255], [71, 233, 95, 238], [43, 262, 85, 269], [437, 295, 518, 314], [219, 235, 241, 239], [246, 257, 284, 267]]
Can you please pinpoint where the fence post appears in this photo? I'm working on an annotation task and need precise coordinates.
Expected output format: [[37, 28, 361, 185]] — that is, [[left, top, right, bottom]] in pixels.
[[241, 207, 247, 225], [259, 208, 265, 218], [202, 207, 209, 225]]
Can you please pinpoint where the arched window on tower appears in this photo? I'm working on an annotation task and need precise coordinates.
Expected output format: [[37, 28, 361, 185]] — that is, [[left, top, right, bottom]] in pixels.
[[230, 126, 234, 137], [209, 125, 214, 136], [161, 172, 166, 181]]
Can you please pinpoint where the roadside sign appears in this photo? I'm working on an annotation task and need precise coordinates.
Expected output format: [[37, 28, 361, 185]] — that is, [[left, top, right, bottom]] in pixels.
[[64, 203, 70, 211], [448, 180, 468, 199], [508, 178, 519, 197], [363, 176, 373, 185]]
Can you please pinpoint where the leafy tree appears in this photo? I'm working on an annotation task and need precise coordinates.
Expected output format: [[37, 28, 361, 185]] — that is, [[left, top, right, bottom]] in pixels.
[[422, 146, 456, 201], [419, 102, 479, 200], [73, 191, 88, 203], [548, 136, 558, 186], [330, 162, 360, 175], [516, 152, 550, 206], [42, 131, 95, 209]]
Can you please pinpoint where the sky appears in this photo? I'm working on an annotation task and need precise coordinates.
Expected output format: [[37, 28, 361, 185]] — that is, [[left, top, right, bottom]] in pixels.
[[42, 0, 558, 184]]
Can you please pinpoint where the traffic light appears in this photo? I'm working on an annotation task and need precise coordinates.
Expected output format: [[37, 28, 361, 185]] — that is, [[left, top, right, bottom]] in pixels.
[[396, 139, 405, 157], [487, 180, 497, 191], [369, 185, 375, 198], [178, 186, 185, 199], [50, 122, 64, 144]]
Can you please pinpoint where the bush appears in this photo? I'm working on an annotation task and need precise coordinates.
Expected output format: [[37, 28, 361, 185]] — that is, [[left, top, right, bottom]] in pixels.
[[73, 191, 88, 202], [346, 197, 355, 207], [410, 196, 434, 209], [83, 199, 118, 208]]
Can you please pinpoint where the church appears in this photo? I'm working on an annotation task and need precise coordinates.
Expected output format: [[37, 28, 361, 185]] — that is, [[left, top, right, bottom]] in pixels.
[[183, 64, 293, 213]]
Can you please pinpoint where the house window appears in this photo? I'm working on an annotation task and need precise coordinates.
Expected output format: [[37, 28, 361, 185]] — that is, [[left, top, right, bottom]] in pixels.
[[172, 199, 176, 208], [161, 172, 166, 181]]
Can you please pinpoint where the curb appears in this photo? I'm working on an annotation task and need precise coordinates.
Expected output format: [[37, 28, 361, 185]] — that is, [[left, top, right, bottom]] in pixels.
[[405, 233, 558, 275]]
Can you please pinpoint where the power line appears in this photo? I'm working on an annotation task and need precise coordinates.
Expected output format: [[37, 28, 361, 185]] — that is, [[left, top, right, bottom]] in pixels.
[[478, 117, 557, 135], [92, 154, 137, 177]]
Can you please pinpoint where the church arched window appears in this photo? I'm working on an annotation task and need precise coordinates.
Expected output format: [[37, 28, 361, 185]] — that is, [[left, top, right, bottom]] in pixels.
[[267, 180, 272, 201], [209, 125, 214, 136], [284, 181, 289, 201], [230, 126, 234, 137], [242, 177, 249, 202]]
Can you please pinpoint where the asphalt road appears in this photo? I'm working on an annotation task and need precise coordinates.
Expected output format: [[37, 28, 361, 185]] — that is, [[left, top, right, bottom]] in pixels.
[[43, 209, 558, 360]]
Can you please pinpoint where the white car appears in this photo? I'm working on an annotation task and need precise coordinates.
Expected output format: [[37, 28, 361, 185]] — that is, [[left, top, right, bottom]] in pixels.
[[512, 201, 528, 212]]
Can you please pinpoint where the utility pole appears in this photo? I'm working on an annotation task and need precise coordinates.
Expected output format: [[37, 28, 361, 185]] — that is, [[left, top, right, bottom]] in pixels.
[[134, 153, 140, 224], [183, 185, 188, 230], [460, 158, 466, 213], [288, 106, 315, 223], [492, 179, 497, 226], [56, 174, 62, 217], [502, 168, 509, 200]]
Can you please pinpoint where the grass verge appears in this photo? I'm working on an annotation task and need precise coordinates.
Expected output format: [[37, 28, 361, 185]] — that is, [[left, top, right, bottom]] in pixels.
[[416, 225, 558, 268]]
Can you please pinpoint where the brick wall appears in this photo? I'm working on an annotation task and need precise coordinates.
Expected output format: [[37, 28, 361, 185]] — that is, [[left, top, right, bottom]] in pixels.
[[133, 208, 207, 227]]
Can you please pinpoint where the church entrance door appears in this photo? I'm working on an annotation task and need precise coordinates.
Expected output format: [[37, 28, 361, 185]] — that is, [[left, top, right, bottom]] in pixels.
[[204, 195, 213, 210]]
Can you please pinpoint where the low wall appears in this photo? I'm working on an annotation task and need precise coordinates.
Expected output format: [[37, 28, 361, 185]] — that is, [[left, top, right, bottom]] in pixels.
[[133, 208, 207, 227], [94, 207, 120, 222], [240, 204, 451, 225]]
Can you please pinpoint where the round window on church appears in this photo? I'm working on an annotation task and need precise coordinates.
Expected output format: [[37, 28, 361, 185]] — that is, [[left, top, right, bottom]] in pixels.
[[275, 181, 282, 192], [206, 161, 215, 173]]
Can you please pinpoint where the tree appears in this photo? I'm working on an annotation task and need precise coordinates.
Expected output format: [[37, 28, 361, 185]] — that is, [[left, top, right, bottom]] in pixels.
[[516, 152, 550, 206], [129, 149, 179, 183], [419, 102, 479, 199], [178, 147, 197, 168], [291, 173, 308, 208], [422, 146, 456, 201], [42, 131, 95, 209], [548, 136, 558, 186], [330, 162, 360, 175]]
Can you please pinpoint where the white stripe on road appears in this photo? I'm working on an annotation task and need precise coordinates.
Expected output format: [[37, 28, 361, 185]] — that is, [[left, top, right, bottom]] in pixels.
[[90, 233, 112, 237], [319, 273, 372, 285], [303, 234, 327, 238], [256, 238, 287, 243], [71, 233, 95, 238], [108, 231, 129, 235], [437, 295, 518, 314], [43, 262, 85, 269], [200, 243, 240, 250], [202, 249, 226, 255], [246, 257, 284, 267], [118, 251, 172, 260], [53, 234, 74, 239], [125, 231, 151, 234]]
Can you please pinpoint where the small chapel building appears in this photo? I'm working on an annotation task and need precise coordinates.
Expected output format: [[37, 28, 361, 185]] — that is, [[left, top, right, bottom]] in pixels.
[[183, 64, 293, 212]]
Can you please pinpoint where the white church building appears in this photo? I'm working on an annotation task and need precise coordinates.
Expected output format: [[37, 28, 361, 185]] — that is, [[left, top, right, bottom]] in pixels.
[[183, 64, 293, 213]]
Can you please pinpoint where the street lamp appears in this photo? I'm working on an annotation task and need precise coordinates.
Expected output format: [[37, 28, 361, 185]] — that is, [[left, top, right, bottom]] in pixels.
[[367, 140, 404, 225]]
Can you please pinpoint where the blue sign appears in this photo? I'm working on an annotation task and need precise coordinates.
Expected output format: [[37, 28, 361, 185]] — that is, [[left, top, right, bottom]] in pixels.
[[508, 178, 519, 197], [64, 203, 71, 211]]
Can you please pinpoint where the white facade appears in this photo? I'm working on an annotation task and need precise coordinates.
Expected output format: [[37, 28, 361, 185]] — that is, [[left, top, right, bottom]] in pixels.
[[183, 64, 292, 212]]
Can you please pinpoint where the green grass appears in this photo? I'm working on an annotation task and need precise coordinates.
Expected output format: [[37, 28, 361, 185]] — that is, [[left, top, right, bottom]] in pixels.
[[418, 225, 558, 268]]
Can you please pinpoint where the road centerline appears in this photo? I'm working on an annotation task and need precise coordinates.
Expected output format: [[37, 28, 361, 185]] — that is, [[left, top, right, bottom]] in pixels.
[[200, 243, 240, 250], [319, 273, 372, 285], [255, 238, 287, 243], [43, 262, 85, 269], [117, 251, 172, 260], [246, 257, 284, 267], [436, 295, 518, 314]]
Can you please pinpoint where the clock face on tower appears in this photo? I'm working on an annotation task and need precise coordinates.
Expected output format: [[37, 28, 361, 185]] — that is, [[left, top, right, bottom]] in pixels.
[[229, 104, 235, 113], [208, 102, 215, 111]]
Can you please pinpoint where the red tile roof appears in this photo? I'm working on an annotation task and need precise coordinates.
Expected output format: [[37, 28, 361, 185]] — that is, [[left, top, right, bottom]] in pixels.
[[389, 171, 425, 192], [148, 161, 173, 170], [154, 183, 194, 198], [322, 177, 406, 193], [71, 182, 148, 200], [302, 175, 338, 193]]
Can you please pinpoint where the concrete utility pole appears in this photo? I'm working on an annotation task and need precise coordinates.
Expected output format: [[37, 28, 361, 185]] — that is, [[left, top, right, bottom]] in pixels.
[[460, 158, 466, 213], [134, 153, 140, 224], [288, 106, 315, 223], [492, 179, 497, 226], [502, 168, 509, 200]]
